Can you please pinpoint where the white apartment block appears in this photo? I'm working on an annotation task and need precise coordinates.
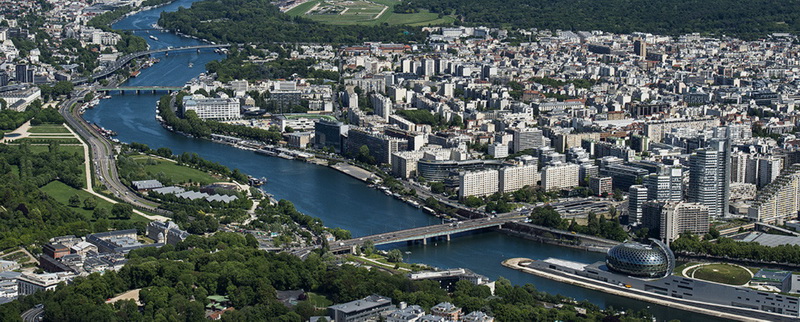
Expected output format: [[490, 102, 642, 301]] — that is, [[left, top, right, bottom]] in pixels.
[[459, 169, 499, 198], [499, 165, 537, 193], [182, 95, 240, 120], [749, 164, 800, 224], [488, 143, 509, 158], [541, 163, 580, 191]]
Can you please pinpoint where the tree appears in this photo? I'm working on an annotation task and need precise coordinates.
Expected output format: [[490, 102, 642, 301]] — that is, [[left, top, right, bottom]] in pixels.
[[430, 182, 446, 194], [83, 197, 98, 210], [93, 207, 109, 220], [112, 203, 133, 219], [529, 206, 564, 229], [69, 194, 81, 207], [386, 249, 403, 263], [360, 240, 375, 256]]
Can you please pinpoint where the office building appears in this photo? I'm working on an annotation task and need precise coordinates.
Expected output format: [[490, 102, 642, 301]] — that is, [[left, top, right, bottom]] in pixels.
[[688, 148, 723, 218], [459, 169, 499, 198], [600, 163, 649, 191], [541, 163, 580, 191], [628, 185, 648, 225], [17, 273, 64, 295], [345, 128, 404, 164], [314, 120, 349, 153], [749, 164, 800, 224], [15, 64, 33, 83], [182, 95, 240, 120], [328, 295, 394, 322], [633, 38, 646, 57], [512, 128, 544, 153], [643, 168, 683, 202], [758, 156, 783, 188], [499, 165, 537, 193]]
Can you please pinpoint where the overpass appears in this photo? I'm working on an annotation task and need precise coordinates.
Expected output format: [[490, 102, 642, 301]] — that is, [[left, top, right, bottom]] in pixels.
[[328, 216, 520, 254], [97, 86, 183, 94], [73, 44, 231, 84]]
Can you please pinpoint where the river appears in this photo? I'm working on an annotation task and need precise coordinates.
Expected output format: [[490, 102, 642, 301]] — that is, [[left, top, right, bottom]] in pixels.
[[83, 1, 715, 320]]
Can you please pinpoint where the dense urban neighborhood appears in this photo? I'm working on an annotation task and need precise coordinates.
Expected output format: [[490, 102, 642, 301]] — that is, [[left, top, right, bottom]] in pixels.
[[4, 0, 800, 320]]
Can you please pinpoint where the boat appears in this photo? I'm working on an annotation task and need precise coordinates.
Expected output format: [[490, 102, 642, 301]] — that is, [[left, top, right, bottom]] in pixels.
[[248, 176, 267, 187], [188, 62, 193, 68], [149, 35, 158, 40], [130, 70, 141, 77]]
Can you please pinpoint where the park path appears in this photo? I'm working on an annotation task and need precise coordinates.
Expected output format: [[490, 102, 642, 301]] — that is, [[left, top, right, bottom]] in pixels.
[[373, 4, 388, 20]]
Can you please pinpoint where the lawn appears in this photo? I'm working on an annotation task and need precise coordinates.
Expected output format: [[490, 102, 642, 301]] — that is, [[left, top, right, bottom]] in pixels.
[[284, 114, 337, 121], [297, 0, 455, 26], [40, 180, 149, 224], [27, 124, 71, 133], [132, 155, 220, 185], [306, 292, 333, 308], [688, 263, 752, 285], [27, 145, 84, 155]]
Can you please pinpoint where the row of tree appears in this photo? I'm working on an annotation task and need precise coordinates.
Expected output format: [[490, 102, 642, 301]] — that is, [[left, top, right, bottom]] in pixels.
[[528, 206, 628, 242], [671, 233, 800, 265], [0, 231, 654, 321]]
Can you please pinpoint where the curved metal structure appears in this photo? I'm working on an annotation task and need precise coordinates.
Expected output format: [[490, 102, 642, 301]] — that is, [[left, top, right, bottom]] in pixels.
[[605, 240, 675, 278]]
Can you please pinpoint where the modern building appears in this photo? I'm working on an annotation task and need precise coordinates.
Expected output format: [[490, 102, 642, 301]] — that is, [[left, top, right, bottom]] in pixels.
[[512, 128, 544, 153], [749, 163, 800, 224], [417, 159, 503, 182], [314, 119, 349, 153], [599, 163, 648, 191], [589, 176, 613, 196], [605, 239, 675, 278], [688, 148, 724, 218], [459, 169, 499, 198], [541, 163, 580, 191], [643, 168, 683, 202], [642, 201, 710, 243], [627, 185, 648, 225], [182, 95, 240, 120], [17, 273, 65, 295], [327, 295, 394, 322], [14, 64, 33, 83], [345, 128, 405, 165], [498, 165, 537, 193]]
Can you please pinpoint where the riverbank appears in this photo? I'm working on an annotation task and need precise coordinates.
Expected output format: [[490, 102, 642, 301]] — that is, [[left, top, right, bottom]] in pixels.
[[503, 257, 793, 322]]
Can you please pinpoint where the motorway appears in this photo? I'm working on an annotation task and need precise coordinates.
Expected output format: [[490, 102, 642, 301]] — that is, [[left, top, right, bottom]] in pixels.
[[59, 89, 168, 216], [21, 307, 43, 322]]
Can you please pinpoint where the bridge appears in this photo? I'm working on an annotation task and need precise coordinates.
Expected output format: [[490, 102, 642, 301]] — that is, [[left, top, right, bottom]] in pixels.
[[97, 86, 183, 94], [328, 216, 520, 254], [73, 44, 231, 84]]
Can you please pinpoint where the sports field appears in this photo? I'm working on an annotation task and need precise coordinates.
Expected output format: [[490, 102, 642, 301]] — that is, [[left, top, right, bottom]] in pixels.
[[286, 0, 455, 26]]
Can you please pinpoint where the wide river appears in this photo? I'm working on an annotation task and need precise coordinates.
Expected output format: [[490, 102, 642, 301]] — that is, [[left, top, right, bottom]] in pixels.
[[84, 2, 713, 320]]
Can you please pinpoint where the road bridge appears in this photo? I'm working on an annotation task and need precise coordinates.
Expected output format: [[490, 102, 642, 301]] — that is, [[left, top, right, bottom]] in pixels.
[[329, 216, 521, 254], [72, 44, 231, 84], [97, 86, 183, 94]]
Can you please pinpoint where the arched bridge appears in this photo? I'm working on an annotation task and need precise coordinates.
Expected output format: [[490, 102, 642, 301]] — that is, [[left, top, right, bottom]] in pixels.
[[97, 86, 184, 94], [73, 44, 231, 84]]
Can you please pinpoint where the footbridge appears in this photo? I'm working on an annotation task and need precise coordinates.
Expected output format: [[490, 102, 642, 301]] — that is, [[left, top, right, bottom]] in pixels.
[[329, 216, 522, 254], [73, 44, 231, 84]]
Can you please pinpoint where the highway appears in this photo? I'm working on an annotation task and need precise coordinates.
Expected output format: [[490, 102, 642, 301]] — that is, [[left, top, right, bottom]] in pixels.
[[21, 306, 43, 322], [59, 89, 168, 216]]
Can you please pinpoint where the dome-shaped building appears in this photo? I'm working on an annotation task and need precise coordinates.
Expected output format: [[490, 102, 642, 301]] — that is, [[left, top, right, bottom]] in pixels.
[[605, 239, 675, 278]]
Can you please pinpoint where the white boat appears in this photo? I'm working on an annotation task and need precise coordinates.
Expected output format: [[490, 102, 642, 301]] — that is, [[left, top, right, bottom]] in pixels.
[[188, 62, 193, 68], [149, 35, 158, 40]]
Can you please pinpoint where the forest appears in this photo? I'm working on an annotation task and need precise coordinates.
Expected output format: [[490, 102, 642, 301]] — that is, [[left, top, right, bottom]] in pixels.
[[401, 0, 800, 39], [0, 232, 654, 321], [157, 0, 426, 44]]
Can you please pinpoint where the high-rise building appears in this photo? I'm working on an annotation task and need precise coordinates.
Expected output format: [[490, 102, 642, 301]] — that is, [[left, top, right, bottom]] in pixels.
[[589, 176, 613, 196], [628, 185, 648, 225], [710, 129, 732, 216], [749, 164, 800, 224], [541, 163, 580, 191], [633, 38, 646, 57], [758, 156, 783, 188], [512, 128, 544, 153], [459, 169, 499, 198], [499, 165, 537, 193], [642, 201, 709, 243], [15, 64, 33, 83], [688, 148, 722, 218], [0, 71, 8, 87], [643, 167, 683, 202]]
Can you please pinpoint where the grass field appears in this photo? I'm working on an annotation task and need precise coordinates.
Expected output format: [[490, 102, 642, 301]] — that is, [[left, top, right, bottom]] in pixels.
[[40, 180, 149, 224], [132, 155, 220, 185], [27, 145, 84, 155], [27, 124, 71, 133], [687, 263, 752, 285], [287, 0, 455, 26], [306, 292, 333, 308]]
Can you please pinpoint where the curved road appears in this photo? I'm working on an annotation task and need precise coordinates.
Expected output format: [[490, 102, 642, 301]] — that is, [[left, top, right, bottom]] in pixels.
[[59, 90, 169, 216]]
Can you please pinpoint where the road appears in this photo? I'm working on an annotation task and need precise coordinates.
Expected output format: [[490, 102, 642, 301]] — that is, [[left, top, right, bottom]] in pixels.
[[21, 307, 43, 322], [59, 89, 169, 219]]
